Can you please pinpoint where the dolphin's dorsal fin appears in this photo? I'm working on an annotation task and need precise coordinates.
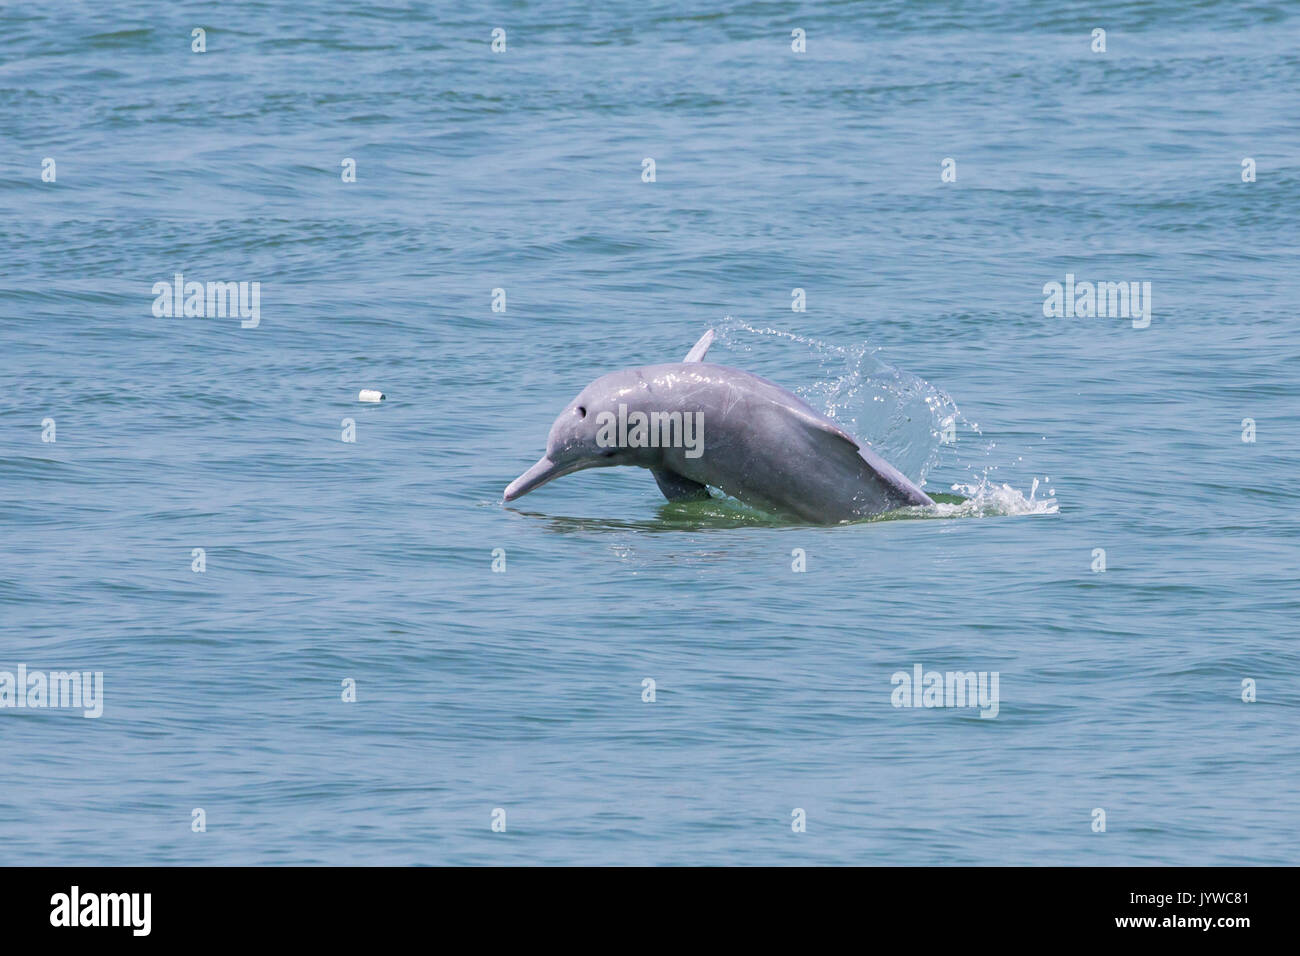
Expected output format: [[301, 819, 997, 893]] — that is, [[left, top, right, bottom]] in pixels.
[[683, 329, 715, 363]]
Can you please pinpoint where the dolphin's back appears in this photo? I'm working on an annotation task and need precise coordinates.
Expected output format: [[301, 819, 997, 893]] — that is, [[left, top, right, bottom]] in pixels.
[[628, 362, 934, 521]]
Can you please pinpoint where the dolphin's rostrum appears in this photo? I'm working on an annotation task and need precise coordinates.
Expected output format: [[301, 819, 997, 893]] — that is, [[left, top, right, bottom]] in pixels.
[[504, 330, 934, 523]]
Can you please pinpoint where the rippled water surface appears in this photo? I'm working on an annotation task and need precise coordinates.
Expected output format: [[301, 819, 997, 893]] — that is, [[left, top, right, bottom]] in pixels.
[[2, 1, 1298, 864]]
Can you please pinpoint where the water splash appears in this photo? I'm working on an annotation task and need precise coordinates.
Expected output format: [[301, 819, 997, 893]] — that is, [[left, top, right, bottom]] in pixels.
[[912, 478, 1059, 518], [714, 318, 1057, 519]]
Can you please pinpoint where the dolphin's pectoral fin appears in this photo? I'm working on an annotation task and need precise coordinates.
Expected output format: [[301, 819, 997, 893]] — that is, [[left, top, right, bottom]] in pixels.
[[651, 468, 711, 502], [682, 329, 715, 363]]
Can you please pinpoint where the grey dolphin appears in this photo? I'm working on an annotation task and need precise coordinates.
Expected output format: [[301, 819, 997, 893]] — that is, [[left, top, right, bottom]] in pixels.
[[504, 330, 934, 523]]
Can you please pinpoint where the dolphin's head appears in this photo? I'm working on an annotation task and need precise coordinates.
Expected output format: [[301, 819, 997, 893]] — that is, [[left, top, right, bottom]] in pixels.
[[504, 371, 652, 502]]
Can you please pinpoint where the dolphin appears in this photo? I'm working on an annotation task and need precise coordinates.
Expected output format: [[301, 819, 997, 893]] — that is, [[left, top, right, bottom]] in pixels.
[[503, 330, 935, 523]]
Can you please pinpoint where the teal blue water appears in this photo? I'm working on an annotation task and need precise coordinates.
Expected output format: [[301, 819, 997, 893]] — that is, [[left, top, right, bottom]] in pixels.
[[2, 2, 1298, 865]]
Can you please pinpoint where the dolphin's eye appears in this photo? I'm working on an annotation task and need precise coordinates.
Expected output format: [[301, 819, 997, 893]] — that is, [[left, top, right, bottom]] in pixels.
[[576, 406, 586, 418]]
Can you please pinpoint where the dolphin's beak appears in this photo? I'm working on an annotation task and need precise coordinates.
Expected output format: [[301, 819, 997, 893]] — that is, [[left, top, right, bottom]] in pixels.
[[504, 455, 586, 501]]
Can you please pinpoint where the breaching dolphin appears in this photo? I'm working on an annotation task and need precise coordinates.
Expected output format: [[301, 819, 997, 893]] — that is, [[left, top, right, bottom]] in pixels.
[[503, 330, 934, 523]]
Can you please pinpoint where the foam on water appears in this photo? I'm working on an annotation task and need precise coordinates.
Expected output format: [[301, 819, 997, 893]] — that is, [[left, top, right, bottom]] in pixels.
[[919, 478, 1059, 519]]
